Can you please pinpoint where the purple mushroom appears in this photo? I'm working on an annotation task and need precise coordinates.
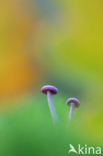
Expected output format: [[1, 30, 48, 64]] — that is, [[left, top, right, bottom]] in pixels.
[[41, 85, 59, 123], [66, 98, 80, 120]]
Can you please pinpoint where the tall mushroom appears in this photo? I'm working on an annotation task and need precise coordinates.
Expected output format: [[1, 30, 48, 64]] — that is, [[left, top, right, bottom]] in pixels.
[[41, 85, 59, 123]]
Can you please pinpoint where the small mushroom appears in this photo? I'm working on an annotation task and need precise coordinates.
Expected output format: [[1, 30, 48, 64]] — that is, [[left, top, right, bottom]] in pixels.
[[41, 85, 59, 123], [66, 98, 80, 120]]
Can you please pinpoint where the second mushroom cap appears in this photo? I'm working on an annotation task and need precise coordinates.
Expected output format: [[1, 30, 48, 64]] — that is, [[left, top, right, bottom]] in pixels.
[[66, 98, 80, 108]]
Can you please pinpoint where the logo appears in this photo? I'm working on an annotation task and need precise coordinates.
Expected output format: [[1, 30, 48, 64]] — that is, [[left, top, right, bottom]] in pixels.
[[68, 144, 101, 155]]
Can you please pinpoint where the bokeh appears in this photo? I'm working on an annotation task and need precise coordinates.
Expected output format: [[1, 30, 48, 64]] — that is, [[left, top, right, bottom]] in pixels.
[[0, 0, 103, 156]]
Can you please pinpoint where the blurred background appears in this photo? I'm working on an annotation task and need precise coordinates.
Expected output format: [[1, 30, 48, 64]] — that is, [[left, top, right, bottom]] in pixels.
[[0, 0, 103, 155]]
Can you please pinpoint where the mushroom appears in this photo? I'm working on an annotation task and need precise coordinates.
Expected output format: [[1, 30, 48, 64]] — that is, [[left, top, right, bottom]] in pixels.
[[41, 85, 59, 123], [66, 98, 80, 120]]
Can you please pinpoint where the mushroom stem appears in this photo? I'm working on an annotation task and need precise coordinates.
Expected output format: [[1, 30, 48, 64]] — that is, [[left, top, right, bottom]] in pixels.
[[69, 102, 75, 120], [47, 91, 59, 123]]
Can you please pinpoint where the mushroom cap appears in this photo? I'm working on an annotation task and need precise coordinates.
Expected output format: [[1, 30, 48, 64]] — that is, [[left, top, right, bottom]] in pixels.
[[41, 85, 58, 95], [66, 98, 80, 108]]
